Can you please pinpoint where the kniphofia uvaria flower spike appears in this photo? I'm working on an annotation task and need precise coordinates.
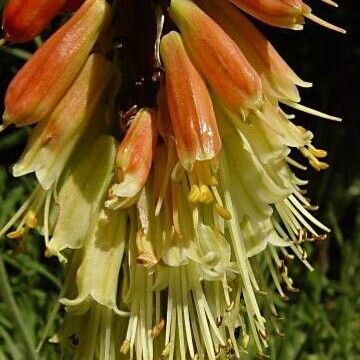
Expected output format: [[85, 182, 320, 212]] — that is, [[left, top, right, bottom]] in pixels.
[[0, 0, 345, 358]]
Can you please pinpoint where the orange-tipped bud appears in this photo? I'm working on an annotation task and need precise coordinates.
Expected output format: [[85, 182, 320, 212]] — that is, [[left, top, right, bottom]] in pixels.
[[160, 31, 221, 171], [2, 0, 67, 43], [169, 0, 262, 113], [195, 0, 312, 102], [62, 0, 85, 12], [228, 0, 307, 30], [3, 0, 110, 128], [111, 109, 157, 200], [228, 0, 345, 33]]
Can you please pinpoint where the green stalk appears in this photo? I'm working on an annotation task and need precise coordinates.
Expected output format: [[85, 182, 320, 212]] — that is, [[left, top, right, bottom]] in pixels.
[[0, 254, 38, 360]]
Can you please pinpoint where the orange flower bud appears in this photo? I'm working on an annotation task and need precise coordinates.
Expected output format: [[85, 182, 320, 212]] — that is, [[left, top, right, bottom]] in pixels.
[[110, 108, 157, 202], [160, 31, 221, 171], [195, 0, 311, 102], [3, 0, 110, 128], [2, 0, 67, 43], [229, 0, 306, 30], [228, 0, 345, 33], [169, 0, 262, 113]]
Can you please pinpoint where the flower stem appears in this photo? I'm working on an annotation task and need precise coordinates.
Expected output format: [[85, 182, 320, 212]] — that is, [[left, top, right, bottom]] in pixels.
[[0, 254, 38, 360]]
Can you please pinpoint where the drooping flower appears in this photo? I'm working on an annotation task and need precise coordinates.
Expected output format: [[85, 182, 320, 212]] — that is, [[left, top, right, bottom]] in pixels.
[[12, 53, 112, 190], [106, 108, 157, 209], [195, 0, 312, 103], [3, 0, 110, 128], [160, 31, 221, 171], [169, 0, 263, 115], [0, 0, 344, 359]]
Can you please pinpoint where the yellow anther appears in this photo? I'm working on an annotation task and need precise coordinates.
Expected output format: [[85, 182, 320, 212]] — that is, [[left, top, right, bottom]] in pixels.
[[309, 159, 329, 171], [161, 344, 171, 358], [120, 340, 130, 354], [242, 333, 250, 349], [308, 147, 328, 158], [25, 211, 38, 228], [7, 228, 25, 239], [226, 301, 235, 312], [215, 203, 232, 220], [151, 319, 165, 338], [208, 176, 218, 186], [198, 184, 213, 204], [188, 185, 200, 203]]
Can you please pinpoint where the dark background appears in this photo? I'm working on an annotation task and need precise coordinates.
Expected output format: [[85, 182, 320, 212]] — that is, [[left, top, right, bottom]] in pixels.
[[0, 0, 359, 359]]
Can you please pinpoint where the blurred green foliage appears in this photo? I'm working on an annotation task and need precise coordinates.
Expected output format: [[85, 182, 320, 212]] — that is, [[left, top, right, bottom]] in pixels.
[[0, 0, 359, 359]]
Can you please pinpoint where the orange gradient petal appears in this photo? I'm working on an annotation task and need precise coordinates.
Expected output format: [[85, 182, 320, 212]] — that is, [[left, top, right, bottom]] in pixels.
[[160, 31, 221, 171], [170, 0, 262, 113], [3, 0, 110, 128]]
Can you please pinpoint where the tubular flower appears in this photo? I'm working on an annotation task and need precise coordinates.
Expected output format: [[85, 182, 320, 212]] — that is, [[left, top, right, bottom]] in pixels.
[[169, 0, 263, 114], [2, 0, 110, 128], [12, 53, 113, 190], [0, 0, 344, 359], [160, 31, 221, 171], [106, 108, 157, 209], [194, 0, 312, 103]]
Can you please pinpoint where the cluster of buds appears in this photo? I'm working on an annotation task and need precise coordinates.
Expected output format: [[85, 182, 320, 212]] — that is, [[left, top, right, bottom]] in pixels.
[[0, 0, 344, 359]]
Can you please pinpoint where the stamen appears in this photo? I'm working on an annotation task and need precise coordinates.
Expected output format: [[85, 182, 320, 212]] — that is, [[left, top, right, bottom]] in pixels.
[[151, 319, 165, 338], [188, 185, 201, 203], [286, 157, 307, 171], [120, 340, 130, 354], [174, 268, 186, 360], [44, 189, 52, 246], [281, 100, 342, 121], [161, 344, 171, 358], [7, 227, 25, 239], [180, 268, 195, 358], [198, 184, 213, 204], [0, 185, 41, 239], [284, 199, 319, 236], [188, 298, 205, 359], [308, 145, 327, 158], [221, 276, 232, 309], [288, 195, 330, 232], [300, 147, 329, 171], [305, 13, 346, 34], [215, 203, 232, 220], [309, 158, 329, 171], [320, 0, 339, 7], [25, 210, 38, 228]]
